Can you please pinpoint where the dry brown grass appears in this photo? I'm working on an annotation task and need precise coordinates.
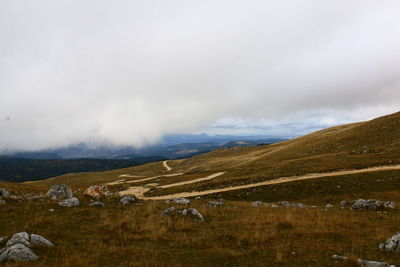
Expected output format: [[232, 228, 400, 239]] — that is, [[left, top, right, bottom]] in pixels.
[[1, 191, 400, 266]]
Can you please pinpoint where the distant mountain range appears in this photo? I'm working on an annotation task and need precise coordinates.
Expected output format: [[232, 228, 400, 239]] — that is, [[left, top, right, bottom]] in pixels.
[[1, 134, 286, 160]]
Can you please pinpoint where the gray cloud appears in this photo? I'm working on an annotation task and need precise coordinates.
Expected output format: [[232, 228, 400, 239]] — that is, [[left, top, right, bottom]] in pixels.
[[1, 0, 400, 151]]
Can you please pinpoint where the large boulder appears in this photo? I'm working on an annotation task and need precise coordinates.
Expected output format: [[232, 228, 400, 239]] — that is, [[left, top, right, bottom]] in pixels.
[[120, 195, 137, 205], [0, 188, 9, 198], [0, 244, 38, 262], [46, 185, 73, 200], [84, 185, 110, 199], [58, 197, 80, 207]]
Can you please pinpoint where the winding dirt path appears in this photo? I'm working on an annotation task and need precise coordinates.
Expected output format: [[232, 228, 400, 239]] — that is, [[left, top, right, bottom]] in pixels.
[[163, 160, 172, 171], [158, 172, 226, 189], [143, 164, 400, 200]]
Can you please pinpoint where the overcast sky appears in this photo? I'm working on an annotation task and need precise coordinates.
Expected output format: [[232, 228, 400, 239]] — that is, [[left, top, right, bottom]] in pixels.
[[1, 1, 400, 151]]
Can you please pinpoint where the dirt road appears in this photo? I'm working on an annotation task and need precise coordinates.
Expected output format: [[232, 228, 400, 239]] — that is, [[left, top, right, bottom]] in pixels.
[[143, 164, 400, 200], [163, 161, 172, 171]]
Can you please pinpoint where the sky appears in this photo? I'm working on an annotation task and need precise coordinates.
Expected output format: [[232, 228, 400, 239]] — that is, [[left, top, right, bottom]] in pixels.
[[1, 1, 400, 151]]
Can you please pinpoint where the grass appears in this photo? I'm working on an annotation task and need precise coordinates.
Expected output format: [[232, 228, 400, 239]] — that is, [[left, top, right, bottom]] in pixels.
[[1, 191, 400, 266]]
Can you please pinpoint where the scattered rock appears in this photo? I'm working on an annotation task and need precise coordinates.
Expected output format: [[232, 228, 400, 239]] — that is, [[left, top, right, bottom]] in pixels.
[[332, 254, 395, 267], [340, 200, 349, 207], [120, 195, 137, 205], [46, 184, 73, 200], [8, 196, 25, 201], [0, 244, 38, 262], [379, 232, 400, 252], [89, 201, 105, 208], [194, 196, 202, 200], [160, 207, 204, 221], [264, 203, 279, 208], [384, 201, 396, 209], [0, 188, 9, 198], [58, 197, 80, 207], [326, 204, 334, 209], [252, 201, 263, 207], [188, 208, 204, 221], [166, 198, 190, 205], [278, 201, 307, 208], [49, 209, 55, 212], [0, 232, 53, 263], [0, 199, 5, 205], [160, 207, 176, 217], [84, 185, 110, 199], [208, 199, 224, 207], [30, 234, 54, 247]]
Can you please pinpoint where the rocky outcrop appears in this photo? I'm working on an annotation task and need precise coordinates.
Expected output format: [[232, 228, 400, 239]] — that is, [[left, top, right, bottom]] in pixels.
[[165, 198, 190, 205], [340, 199, 396, 211], [58, 197, 80, 207], [120, 195, 137, 205], [46, 184, 73, 200], [89, 201, 105, 207], [0, 232, 53, 262], [84, 185, 110, 199]]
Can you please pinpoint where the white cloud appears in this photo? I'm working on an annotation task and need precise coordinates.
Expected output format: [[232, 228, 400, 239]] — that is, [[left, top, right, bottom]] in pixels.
[[1, 0, 400, 151]]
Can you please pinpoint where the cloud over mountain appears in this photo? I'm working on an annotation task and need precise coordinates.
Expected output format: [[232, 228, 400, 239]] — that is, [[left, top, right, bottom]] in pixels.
[[1, 0, 400, 151]]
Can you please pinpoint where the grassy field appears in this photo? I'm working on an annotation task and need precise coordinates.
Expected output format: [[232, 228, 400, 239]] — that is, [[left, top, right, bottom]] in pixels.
[[1, 188, 400, 266]]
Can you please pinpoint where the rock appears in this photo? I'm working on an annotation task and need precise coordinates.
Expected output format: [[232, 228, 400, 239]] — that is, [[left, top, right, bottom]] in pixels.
[[0, 199, 5, 205], [0, 244, 38, 262], [58, 197, 80, 207], [277, 201, 307, 208], [384, 201, 396, 209], [177, 209, 188, 215], [0, 188, 9, 198], [49, 208, 55, 212], [188, 208, 204, 221], [332, 255, 395, 267], [84, 185, 110, 199], [326, 204, 334, 209], [358, 259, 394, 267], [194, 196, 202, 200], [380, 232, 400, 252], [120, 195, 137, 205], [46, 184, 73, 200], [30, 234, 54, 247], [89, 201, 105, 207], [208, 199, 224, 207], [160, 207, 176, 217], [6, 232, 31, 247], [340, 200, 349, 207], [166, 198, 190, 205], [252, 201, 263, 207], [8, 196, 24, 201], [264, 203, 279, 208]]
